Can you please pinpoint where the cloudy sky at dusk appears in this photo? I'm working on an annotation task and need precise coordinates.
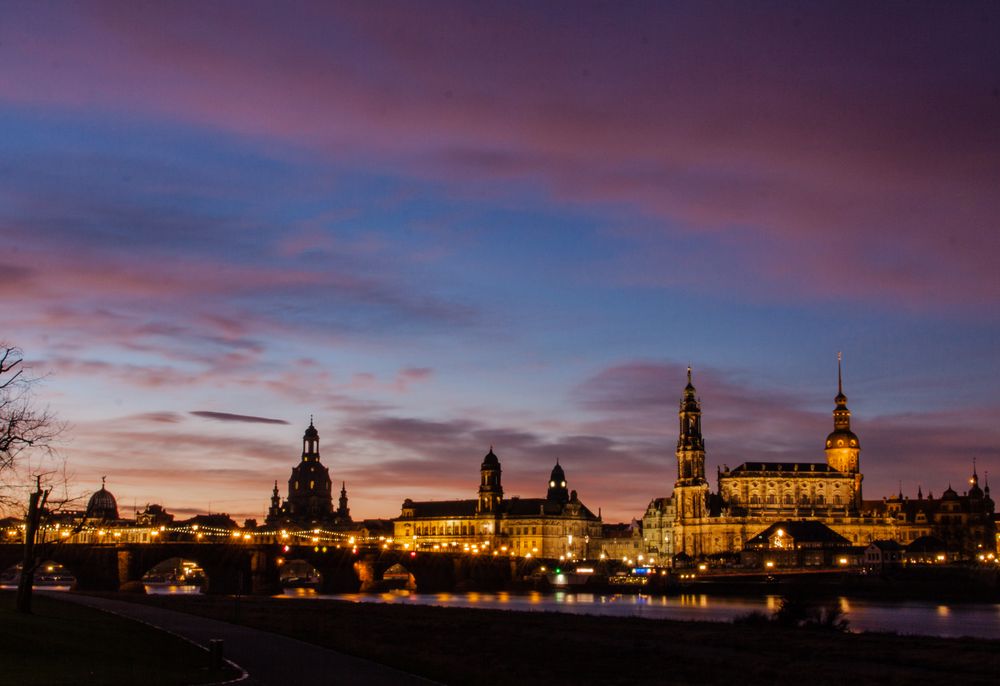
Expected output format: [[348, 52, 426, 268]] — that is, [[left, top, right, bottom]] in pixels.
[[2, 1, 998, 522]]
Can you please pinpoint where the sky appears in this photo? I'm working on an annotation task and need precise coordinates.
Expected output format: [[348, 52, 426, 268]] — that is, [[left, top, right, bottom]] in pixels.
[[1, 1, 998, 523]]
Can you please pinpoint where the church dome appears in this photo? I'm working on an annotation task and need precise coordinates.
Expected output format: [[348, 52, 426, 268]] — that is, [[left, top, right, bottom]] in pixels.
[[482, 447, 500, 468], [825, 429, 860, 450], [87, 482, 119, 520]]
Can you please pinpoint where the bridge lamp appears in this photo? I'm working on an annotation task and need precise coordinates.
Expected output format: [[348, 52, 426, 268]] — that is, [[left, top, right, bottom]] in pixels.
[[348, 536, 356, 545], [231, 531, 240, 538], [525, 553, 532, 559], [243, 533, 252, 541], [311, 537, 319, 544], [280, 530, 288, 539], [191, 525, 198, 531], [150, 530, 159, 538], [60, 531, 70, 538], [313, 529, 320, 535], [98, 530, 106, 537]]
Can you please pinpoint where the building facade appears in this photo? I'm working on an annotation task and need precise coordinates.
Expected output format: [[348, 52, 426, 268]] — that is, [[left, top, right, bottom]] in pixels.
[[394, 449, 603, 559], [667, 363, 995, 560]]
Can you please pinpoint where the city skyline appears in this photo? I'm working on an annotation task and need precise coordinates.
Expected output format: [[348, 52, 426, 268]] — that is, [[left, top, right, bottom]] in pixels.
[[2, 2, 998, 522]]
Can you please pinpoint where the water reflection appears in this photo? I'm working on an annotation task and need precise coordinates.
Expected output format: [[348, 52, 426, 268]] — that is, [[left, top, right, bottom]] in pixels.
[[318, 589, 1000, 639], [144, 584, 202, 595]]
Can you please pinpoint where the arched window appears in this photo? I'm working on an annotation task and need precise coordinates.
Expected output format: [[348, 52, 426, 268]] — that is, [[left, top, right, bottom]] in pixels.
[[783, 494, 793, 505], [766, 494, 776, 505], [750, 494, 761, 505]]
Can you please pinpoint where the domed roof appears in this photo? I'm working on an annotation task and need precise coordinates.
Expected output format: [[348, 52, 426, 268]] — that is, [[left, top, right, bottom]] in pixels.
[[482, 446, 500, 468], [825, 429, 860, 450], [303, 418, 319, 440], [549, 462, 566, 484], [941, 484, 958, 500], [87, 480, 119, 520]]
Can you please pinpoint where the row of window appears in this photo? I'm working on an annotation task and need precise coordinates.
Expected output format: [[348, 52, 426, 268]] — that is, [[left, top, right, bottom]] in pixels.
[[732, 493, 845, 506]]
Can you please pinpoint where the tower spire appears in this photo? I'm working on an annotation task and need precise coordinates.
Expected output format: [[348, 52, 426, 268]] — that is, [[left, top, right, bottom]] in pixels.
[[837, 351, 843, 396]]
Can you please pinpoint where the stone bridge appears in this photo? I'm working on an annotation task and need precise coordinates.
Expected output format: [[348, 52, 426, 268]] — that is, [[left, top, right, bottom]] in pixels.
[[0, 542, 544, 595]]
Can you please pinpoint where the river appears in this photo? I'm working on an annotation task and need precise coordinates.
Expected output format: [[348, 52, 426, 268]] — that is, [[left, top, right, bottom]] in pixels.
[[306, 589, 1000, 639], [16, 583, 998, 639]]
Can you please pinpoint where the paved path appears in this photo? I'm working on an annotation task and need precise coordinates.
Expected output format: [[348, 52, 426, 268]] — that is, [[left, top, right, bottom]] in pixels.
[[53, 592, 437, 686]]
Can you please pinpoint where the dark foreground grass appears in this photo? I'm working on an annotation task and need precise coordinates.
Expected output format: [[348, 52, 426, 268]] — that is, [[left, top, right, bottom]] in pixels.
[[0, 591, 237, 686], [124, 594, 1000, 686]]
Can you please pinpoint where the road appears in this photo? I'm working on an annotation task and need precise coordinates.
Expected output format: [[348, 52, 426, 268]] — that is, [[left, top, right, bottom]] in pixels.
[[53, 592, 438, 686]]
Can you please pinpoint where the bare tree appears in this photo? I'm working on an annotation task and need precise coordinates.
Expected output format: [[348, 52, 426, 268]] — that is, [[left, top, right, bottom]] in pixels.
[[1, 343, 66, 613], [0, 344, 59, 478]]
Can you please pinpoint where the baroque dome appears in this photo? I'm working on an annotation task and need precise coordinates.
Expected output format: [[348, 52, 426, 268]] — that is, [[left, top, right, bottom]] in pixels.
[[87, 481, 119, 520], [825, 429, 860, 450]]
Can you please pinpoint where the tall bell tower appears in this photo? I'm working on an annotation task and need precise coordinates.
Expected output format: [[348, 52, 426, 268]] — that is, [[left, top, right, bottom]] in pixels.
[[825, 353, 862, 510], [674, 367, 709, 555]]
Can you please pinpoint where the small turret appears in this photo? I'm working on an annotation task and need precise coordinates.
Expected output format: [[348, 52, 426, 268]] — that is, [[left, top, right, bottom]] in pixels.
[[968, 458, 984, 498], [477, 446, 503, 513], [337, 481, 351, 519], [547, 460, 569, 504]]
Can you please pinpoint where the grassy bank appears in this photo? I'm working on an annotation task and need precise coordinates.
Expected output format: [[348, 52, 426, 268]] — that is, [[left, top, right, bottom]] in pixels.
[[124, 593, 1000, 685], [0, 591, 237, 686]]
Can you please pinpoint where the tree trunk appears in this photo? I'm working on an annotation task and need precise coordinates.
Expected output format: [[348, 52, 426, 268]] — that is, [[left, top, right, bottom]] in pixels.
[[16, 480, 47, 614]]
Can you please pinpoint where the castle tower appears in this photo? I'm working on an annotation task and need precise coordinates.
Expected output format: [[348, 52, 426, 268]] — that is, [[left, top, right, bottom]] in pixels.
[[824, 354, 862, 510], [674, 368, 709, 555], [547, 460, 569, 504], [477, 446, 503, 514], [286, 418, 333, 521]]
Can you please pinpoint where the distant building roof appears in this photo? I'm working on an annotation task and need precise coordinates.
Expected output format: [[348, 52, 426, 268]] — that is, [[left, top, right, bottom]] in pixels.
[[906, 535, 949, 553], [729, 462, 839, 475], [745, 520, 850, 549]]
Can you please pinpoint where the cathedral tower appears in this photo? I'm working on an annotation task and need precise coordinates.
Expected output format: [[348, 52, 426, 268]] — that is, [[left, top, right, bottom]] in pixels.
[[676, 367, 706, 484], [674, 368, 709, 555], [477, 447, 503, 513]]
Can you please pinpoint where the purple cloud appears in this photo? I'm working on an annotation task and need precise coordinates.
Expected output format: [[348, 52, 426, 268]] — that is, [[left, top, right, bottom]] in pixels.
[[190, 411, 289, 425]]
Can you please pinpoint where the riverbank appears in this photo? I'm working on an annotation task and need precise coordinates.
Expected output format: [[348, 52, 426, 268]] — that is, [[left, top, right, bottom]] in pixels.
[[0, 591, 238, 685], [112, 592, 1000, 685]]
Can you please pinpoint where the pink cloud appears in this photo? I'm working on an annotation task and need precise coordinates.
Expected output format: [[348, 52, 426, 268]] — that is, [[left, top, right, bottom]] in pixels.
[[2, 3, 996, 308]]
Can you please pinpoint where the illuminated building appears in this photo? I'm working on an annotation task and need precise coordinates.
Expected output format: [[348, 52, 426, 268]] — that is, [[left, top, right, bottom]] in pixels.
[[394, 449, 602, 558], [666, 362, 995, 560], [265, 419, 353, 528]]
